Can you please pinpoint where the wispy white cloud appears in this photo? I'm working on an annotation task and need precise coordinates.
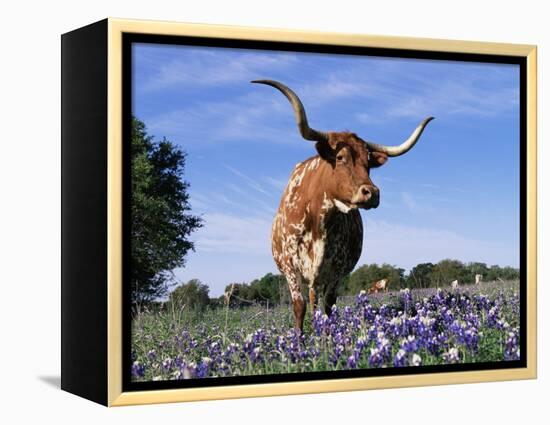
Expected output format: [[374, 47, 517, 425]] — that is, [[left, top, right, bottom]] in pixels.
[[285, 59, 519, 123], [297, 76, 377, 105], [190, 188, 276, 218], [138, 49, 299, 92], [377, 176, 400, 183], [418, 183, 440, 189], [400, 191, 435, 214], [384, 80, 519, 120], [139, 47, 519, 155], [264, 176, 287, 191], [223, 182, 278, 216], [396, 190, 457, 212], [355, 112, 386, 125], [145, 91, 302, 146], [189, 192, 213, 211], [377, 177, 466, 203], [193, 212, 273, 254], [224, 164, 271, 197]]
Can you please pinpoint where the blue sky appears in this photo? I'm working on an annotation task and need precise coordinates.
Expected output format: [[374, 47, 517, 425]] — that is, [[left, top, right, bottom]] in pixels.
[[132, 43, 520, 296]]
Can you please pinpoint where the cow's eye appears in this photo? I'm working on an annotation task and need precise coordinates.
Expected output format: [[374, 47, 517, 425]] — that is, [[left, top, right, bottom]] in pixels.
[[336, 154, 345, 162]]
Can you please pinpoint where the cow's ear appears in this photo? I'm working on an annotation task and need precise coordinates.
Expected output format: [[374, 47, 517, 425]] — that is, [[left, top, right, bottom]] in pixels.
[[369, 151, 388, 168], [315, 140, 336, 163]]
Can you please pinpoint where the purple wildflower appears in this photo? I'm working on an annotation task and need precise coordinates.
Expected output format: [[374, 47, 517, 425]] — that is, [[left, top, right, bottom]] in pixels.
[[131, 361, 145, 378]]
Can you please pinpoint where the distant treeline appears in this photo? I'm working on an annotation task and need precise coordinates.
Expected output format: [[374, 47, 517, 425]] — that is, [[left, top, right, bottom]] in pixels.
[[166, 273, 288, 310], [163, 259, 519, 310], [342, 260, 519, 295]]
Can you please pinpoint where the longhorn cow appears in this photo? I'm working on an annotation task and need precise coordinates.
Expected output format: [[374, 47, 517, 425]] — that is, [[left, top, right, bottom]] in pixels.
[[252, 80, 433, 331]]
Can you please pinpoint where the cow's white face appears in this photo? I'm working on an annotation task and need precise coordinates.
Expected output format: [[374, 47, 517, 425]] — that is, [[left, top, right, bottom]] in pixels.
[[317, 132, 387, 212]]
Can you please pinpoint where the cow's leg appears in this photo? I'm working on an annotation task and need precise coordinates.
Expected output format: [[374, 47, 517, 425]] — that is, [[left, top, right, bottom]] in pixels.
[[309, 286, 317, 315], [286, 274, 306, 332], [292, 296, 306, 332]]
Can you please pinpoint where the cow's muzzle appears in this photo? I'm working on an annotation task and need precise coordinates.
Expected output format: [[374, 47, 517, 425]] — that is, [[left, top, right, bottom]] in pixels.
[[353, 184, 380, 209]]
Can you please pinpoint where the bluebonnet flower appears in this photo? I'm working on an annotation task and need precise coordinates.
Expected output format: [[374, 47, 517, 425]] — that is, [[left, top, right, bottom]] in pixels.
[[463, 326, 479, 351], [401, 335, 418, 353], [343, 305, 353, 321], [473, 294, 490, 311], [496, 319, 510, 331], [379, 304, 390, 318], [196, 357, 212, 378], [162, 357, 173, 370], [504, 329, 520, 360], [393, 349, 407, 367], [275, 335, 286, 352], [131, 361, 145, 378], [312, 309, 329, 336], [426, 332, 447, 355], [174, 355, 185, 368], [356, 290, 369, 307], [347, 354, 358, 369], [388, 315, 404, 338], [443, 347, 460, 364], [400, 288, 413, 313], [250, 346, 262, 362], [355, 336, 367, 351], [369, 348, 384, 368]]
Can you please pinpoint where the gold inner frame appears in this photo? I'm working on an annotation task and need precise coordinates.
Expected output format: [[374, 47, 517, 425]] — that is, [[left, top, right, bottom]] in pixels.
[[106, 18, 537, 407]]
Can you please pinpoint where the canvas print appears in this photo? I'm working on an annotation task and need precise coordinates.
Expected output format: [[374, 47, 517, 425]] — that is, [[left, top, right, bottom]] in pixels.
[[128, 42, 522, 383]]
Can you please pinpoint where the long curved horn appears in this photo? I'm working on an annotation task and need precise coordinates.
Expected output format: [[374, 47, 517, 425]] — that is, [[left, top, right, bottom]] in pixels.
[[365, 117, 434, 157], [251, 79, 328, 143]]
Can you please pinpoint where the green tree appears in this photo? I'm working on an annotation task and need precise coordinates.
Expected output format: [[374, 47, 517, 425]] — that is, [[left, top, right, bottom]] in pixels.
[[249, 273, 286, 305], [486, 265, 520, 281], [336, 274, 351, 297], [407, 262, 435, 289], [169, 279, 210, 310], [499, 266, 520, 280], [429, 259, 467, 287], [131, 117, 203, 306]]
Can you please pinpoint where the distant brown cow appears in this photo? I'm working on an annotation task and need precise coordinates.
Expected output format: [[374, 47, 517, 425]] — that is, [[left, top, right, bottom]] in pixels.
[[253, 80, 433, 331], [367, 278, 389, 294]]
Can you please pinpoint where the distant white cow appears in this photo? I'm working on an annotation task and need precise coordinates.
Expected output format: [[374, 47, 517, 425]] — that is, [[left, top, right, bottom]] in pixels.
[[451, 280, 459, 290], [475, 274, 483, 285]]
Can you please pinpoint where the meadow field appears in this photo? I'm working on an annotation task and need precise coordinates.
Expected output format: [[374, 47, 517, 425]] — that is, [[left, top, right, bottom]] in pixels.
[[131, 281, 520, 381]]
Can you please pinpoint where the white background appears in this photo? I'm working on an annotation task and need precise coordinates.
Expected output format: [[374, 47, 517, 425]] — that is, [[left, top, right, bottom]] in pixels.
[[0, 0, 546, 422]]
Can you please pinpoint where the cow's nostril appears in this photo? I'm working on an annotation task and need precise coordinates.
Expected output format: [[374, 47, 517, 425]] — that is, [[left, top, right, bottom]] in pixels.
[[361, 187, 371, 197]]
